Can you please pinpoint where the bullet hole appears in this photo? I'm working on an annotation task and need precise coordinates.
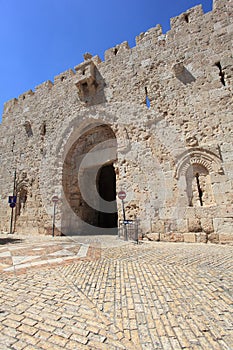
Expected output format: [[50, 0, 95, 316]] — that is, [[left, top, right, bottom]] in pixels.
[[145, 87, 151, 109], [184, 14, 189, 23], [215, 62, 226, 86]]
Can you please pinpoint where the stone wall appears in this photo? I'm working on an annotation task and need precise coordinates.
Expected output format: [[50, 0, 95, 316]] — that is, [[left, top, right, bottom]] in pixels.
[[0, 0, 232, 243]]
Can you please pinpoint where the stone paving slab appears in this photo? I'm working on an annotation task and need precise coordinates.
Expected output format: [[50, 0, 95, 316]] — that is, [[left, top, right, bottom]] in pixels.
[[0, 235, 103, 274], [0, 234, 232, 349]]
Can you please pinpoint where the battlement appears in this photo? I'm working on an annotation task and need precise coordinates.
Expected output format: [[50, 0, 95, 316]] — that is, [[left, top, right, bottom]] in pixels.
[[2, 0, 232, 120], [170, 5, 204, 30]]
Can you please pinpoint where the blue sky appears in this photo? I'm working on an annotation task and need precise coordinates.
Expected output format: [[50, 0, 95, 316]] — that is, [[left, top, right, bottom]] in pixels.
[[0, 0, 212, 121]]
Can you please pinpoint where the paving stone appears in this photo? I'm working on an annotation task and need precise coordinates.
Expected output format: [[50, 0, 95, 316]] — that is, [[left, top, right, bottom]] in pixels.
[[0, 237, 232, 349]]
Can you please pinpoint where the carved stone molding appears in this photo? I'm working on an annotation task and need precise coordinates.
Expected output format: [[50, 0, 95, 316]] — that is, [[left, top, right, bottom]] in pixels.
[[175, 148, 224, 179]]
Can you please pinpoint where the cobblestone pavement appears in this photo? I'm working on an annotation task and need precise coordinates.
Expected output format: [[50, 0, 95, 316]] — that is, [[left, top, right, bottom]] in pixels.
[[0, 234, 232, 349]]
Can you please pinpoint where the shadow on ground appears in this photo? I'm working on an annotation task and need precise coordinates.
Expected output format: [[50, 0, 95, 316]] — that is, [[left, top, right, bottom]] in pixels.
[[0, 238, 23, 245]]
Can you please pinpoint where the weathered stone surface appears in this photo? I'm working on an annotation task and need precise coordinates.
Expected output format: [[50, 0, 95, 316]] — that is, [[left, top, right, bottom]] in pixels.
[[160, 232, 184, 242], [213, 218, 233, 234], [184, 233, 196, 243], [188, 218, 202, 233], [0, 0, 232, 243], [1, 235, 233, 349], [196, 232, 207, 243], [208, 233, 219, 244], [201, 218, 214, 233], [219, 233, 233, 244], [146, 233, 160, 241]]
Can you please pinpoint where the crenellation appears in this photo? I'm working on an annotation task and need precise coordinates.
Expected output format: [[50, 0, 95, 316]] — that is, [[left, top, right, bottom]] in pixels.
[[170, 5, 204, 31], [2, 98, 18, 120], [187, 4, 204, 21], [35, 80, 53, 92], [135, 24, 163, 45], [104, 41, 130, 61], [18, 90, 34, 102], [54, 69, 75, 85]]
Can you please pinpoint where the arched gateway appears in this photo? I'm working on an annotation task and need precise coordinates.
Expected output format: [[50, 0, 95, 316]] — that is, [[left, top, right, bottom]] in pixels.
[[62, 123, 118, 235]]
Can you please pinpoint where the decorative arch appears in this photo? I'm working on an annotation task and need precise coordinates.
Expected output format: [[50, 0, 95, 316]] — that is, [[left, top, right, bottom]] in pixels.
[[175, 148, 223, 207], [175, 148, 223, 179]]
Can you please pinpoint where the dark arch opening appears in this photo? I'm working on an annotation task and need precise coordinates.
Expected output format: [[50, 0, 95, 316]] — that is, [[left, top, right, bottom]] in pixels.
[[97, 163, 118, 228]]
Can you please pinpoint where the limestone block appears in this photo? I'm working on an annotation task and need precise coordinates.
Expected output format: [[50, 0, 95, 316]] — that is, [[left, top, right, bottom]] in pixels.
[[184, 233, 196, 243], [188, 218, 202, 232], [213, 218, 233, 234], [151, 220, 165, 233], [176, 219, 188, 233], [172, 233, 184, 242], [160, 232, 184, 242], [146, 233, 160, 241], [219, 233, 233, 244], [201, 218, 214, 233], [196, 232, 207, 243], [208, 233, 219, 244]]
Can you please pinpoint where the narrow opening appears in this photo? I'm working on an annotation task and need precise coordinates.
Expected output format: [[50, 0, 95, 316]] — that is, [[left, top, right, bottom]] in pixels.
[[145, 87, 151, 109], [97, 164, 118, 228], [82, 69, 86, 75], [114, 48, 118, 55], [60, 76, 65, 82], [184, 14, 189, 23], [41, 121, 46, 136], [195, 173, 203, 206], [215, 62, 226, 86]]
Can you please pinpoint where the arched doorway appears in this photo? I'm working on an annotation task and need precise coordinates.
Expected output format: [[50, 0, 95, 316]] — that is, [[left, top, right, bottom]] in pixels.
[[62, 123, 118, 234]]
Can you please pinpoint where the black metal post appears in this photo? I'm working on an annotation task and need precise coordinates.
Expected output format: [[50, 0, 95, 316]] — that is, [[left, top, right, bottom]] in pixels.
[[122, 199, 128, 241], [122, 199, 126, 221], [9, 169, 17, 234], [52, 202, 56, 237]]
